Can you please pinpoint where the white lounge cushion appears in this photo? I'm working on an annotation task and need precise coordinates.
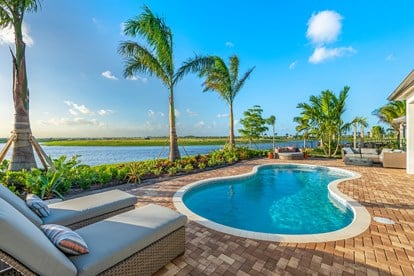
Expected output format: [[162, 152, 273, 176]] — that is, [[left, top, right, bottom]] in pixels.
[[43, 189, 137, 226], [70, 204, 187, 276], [0, 198, 77, 276]]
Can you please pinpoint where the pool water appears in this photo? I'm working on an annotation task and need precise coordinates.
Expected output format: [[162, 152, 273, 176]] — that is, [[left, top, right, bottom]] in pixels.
[[183, 165, 354, 235]]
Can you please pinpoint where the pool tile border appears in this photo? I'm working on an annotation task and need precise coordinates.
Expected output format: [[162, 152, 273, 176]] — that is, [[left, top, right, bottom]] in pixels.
[[173, 163, 371, 243]]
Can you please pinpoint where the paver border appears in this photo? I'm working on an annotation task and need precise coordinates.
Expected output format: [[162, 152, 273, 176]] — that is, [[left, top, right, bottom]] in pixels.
[[173, 163, 371, 243]]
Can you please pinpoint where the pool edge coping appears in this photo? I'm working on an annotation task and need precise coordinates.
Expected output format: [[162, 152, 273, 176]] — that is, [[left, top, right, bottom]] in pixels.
[[173, 163, 371, 243]]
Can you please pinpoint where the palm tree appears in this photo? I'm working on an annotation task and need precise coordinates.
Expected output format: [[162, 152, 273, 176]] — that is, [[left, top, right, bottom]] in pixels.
[[0, 0, 40, 170], [177, 55, 255, 147], [119, 6, 212, 161], [350, 117, 368, 148], [296, 86, 349, 157], [372, 100, 406, 141], [293, 116, 309, 149], [267, 115, 276, 152]]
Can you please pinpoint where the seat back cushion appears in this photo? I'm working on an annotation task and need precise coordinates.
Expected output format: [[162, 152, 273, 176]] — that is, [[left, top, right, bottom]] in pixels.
[[0, 198, 77, 276], [361, 148, 378, 155], [0, 184, 43, 226]]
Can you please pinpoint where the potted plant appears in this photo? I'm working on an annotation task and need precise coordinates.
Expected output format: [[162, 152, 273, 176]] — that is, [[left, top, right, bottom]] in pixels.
[[267, 152, 274, 159], [300, 148, 309, 159]]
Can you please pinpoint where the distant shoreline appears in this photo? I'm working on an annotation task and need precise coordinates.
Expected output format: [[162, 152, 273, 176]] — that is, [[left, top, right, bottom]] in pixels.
[[38, 137, 288, 147]]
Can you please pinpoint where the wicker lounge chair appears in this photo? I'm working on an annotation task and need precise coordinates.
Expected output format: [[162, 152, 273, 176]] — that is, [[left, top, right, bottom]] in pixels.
[[381, 151, 407, 169], [0, 184, 137, 229], [0, 198, 187, 276]]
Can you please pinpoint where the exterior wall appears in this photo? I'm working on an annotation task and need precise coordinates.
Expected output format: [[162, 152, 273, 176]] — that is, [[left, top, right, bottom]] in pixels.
[[407, 94, 414, 174]]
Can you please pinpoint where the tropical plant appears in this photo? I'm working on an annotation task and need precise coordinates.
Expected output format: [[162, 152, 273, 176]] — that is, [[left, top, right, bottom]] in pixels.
[[239, 105, 268, 148], [371, 125, 385, 140], [177, 55, 255, 147], [293, 116, 310, 149], [27, 169, 64, 199], [119, 6, 214, 161], [0, 0, 40, 170], [125, 163, 143, 184], [372, 100, 406, 141], [296, 86, 349, 157], [267, 115, 276, 152]]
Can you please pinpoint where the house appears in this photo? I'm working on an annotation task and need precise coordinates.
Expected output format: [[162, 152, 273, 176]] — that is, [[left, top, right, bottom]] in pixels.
[[388, 69, 414, 174]]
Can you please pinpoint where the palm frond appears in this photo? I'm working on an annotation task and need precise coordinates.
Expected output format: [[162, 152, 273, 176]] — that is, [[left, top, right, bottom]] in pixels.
[[229, 55, 239, 86], [232, 66, 255, 101], [122, 6, 173, 77], [118, 41, 168, 84], [174, 55, 216, 84]]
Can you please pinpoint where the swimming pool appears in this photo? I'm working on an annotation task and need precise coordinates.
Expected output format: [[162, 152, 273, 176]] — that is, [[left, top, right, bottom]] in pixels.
[[174, 164, 371, 242]]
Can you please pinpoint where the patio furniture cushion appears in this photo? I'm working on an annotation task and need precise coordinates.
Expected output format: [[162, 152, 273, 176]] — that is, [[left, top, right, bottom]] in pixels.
[[26, 194, 50, 217], [69, 204, 187, 276], [342, 147, 354, 154], [42, 189, 137, 226], [41, 224, 89, 255], [0, 184, 43, 227], [0, 198, 77, 276]]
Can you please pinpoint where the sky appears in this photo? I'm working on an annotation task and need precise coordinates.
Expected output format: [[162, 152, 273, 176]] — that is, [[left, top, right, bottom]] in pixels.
[[0, 0, 413, 138]]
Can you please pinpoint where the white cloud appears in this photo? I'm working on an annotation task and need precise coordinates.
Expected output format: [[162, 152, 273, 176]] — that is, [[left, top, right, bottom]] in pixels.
[[217, 113, 229, 118], [98, 109, 113, 116], [175, 109, 180, 117], [195, 121, 205, 128], [101, 70, 118, 80], [309, 46, 356, 64], [41, 117, 103, 127], [68, 109, 78, 116], [147, 109, 155, 117], [0, 23, 34, 46], [225, 41, 234, 48], [386, 54, 396, 61], [127, 75, 148, 83], [289, 61, 298, 70], [64, 101, 93, 115], [307, 10, 342, 45], [159, 112, 165, 117], [186, 108, 198, 116]]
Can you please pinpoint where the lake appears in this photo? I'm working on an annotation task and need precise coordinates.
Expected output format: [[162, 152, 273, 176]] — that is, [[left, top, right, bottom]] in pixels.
[[0, 140, 315, 166]]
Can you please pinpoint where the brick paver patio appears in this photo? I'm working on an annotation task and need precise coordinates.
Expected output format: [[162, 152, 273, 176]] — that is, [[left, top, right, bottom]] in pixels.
[[125, 158, 414, 275]]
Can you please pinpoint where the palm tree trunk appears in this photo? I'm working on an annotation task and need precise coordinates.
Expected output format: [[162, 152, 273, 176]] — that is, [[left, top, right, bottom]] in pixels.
[[353, 124, 357, 148], [228, 102, 235, 147], [9, 19, 36, 171], [168, 86, 180, 161], [360, 126, 365, 148]]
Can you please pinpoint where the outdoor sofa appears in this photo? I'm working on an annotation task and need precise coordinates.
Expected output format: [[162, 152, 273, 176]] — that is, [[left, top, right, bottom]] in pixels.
[[0, 197, 187, 275], [0, 184, 137, 229], [341, 147, 381, 163], [342, 147, 407, 168], [274, 147, 304, 160]]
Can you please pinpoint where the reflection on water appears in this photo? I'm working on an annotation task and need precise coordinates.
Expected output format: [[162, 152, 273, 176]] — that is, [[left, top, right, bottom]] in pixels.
[[0, 140, 315, 166]]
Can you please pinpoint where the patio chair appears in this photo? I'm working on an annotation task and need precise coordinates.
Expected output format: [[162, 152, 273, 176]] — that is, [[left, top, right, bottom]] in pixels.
[[0, 198, 187, 276], [0, 184, 137, 229]]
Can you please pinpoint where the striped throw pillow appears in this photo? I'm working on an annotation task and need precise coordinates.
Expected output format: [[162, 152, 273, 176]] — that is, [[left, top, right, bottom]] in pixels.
[[41, 224, 89, 255], [26, 194, 50, 217]]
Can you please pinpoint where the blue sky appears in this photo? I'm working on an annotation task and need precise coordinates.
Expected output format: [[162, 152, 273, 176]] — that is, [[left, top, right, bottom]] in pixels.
[[0, 1, 413, 138]]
